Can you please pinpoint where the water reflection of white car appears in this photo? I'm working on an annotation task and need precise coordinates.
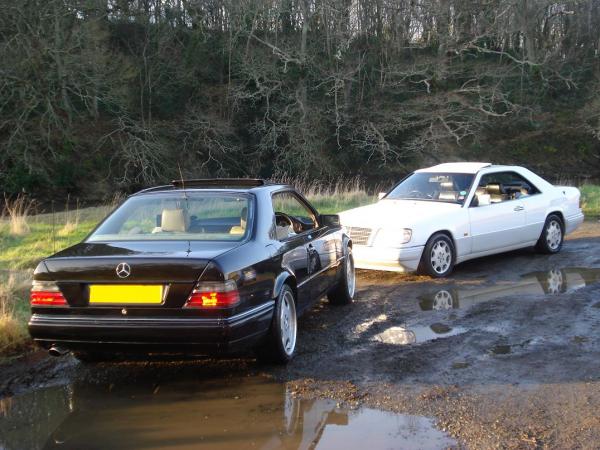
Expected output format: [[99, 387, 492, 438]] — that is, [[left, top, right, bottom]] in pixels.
[[418, 267, 600, 311], [340, 162, 584, 277]]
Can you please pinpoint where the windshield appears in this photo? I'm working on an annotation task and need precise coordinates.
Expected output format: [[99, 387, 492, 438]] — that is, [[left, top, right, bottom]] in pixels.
[[385, 172, 474, 204], [88, 192, 252, 242]]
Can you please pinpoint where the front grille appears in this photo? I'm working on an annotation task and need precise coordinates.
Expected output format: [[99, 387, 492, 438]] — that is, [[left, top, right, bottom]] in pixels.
[[346, 226, 372, 245]]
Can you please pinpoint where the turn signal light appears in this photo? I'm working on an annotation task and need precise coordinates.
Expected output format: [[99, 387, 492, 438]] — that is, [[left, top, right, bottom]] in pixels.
[[185, 280, 240, 308], [30, 281, 68, 306]]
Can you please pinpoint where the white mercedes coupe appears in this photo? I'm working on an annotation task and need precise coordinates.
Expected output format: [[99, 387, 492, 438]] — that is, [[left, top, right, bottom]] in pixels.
[[339, 162, 584, 277]]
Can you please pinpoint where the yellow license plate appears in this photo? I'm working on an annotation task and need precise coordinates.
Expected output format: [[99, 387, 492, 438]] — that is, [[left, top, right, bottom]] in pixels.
[[89, 285, 164, 305]]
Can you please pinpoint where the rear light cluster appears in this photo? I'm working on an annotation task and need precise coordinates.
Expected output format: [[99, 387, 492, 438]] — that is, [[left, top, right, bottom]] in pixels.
[[30, 281, 67, 306], [185, 280, 240, 308]]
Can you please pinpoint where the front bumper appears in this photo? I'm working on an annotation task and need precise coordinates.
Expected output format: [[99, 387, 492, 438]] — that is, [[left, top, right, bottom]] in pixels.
[[28, 301, 274, 355], [352, 245, 424, 272]]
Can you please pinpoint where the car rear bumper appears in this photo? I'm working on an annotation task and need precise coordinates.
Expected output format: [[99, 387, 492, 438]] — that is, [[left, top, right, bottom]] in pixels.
[[28, 301, 274, 355], [565, 211, 584, 235], [352, 245, 424, 272]]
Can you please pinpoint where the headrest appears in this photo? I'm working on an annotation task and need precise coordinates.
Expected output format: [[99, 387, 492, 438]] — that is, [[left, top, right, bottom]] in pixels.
[[240, 206, 248, 229], [439, 181, 454, 190], [161, 209, 188, 232], [485, 183, 504, 195], [476, 187, 486, 195]]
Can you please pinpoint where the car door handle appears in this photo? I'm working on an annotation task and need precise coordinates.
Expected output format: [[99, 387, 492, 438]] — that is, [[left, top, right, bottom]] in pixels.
[[514, 206, 524, 211]]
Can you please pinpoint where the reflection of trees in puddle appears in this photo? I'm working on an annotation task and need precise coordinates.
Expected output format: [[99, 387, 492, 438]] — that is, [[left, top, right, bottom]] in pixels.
[[419, 267, 600, 311], [0, 378, 455, 449]]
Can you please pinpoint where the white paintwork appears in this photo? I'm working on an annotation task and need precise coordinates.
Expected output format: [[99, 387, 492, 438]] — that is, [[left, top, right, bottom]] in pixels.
[[339, 164, 584, 272], [416, 162, 492, 174]]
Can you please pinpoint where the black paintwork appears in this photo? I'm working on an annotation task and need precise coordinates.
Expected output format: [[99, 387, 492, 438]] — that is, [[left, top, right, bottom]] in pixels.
[[28, 182, 350, 355]]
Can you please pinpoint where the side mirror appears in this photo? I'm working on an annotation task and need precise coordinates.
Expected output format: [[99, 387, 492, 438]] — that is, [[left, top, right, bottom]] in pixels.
[[320, 214, 340, 228], [378, 192, 387, 200], [472, 194, 491, 207]]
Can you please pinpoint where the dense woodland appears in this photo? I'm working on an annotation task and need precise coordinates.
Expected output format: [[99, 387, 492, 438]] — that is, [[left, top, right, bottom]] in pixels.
[[1, 0, 600, 199]]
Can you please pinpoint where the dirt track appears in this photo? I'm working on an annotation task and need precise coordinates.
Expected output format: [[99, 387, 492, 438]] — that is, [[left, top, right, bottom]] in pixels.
[[2, 221, 600, 449]]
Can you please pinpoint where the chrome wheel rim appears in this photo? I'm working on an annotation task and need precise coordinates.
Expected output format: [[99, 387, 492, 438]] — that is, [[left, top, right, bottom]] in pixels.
[[432, 290, 453, 310], [346, 250, 355, 298], [546, 269, 564, 294], [430, 240, 452, 274], [280, 291, 297, 356], [546, 220, 562, 250]]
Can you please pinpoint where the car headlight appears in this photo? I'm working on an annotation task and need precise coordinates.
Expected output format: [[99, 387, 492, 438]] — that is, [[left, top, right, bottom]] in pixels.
[[374, 228, 412, 247]]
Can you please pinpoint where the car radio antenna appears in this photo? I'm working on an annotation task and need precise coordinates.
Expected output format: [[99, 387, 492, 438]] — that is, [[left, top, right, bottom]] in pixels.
[[177, 163, 188, 201]]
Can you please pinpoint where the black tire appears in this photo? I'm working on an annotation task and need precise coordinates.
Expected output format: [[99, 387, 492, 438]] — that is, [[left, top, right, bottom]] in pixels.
[[418, 233, 455, 278], [535, 214, 564, 254], [327, 245, 355, 305], [256, 284, 297, 364]]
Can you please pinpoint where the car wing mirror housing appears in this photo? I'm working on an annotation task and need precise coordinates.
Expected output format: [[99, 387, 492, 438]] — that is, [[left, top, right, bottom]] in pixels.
[[472, 194, 491, 207], [378, 192, 387, 200], [320, 214, 340, 227]]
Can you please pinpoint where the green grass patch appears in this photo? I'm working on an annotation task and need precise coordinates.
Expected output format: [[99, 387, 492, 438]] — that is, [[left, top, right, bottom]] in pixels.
[[580, 185, 600, 218], [0, 270, 32, 356], [0, 220, 97, 270]]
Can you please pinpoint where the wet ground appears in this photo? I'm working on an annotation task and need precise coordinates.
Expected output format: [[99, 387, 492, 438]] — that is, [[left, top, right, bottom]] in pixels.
[[2, 221, 600, 449], [1, 376, 455, 450]]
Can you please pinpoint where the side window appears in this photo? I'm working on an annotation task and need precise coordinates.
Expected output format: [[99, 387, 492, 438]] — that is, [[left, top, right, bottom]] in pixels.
[[477, 172, 539, 204], [272, 192, 317, 240]]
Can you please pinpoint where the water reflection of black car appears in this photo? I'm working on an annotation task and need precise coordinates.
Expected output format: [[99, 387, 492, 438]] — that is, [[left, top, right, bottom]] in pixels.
[[38, 381, 353, 450], [419, 267, 600, 311], [24, 378, 454, 450], [28, 179, 355, 363]]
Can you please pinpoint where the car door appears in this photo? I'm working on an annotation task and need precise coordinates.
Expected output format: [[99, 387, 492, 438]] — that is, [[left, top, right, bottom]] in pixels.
[[511, 172, 546, 242], [271, 191, 323, 311], [304, 219, 339, 298], [468, 171, 527, 254]]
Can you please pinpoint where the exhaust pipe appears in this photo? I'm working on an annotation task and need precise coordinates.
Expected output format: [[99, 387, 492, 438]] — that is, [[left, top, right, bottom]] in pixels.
[[48, 345, 69, 357]]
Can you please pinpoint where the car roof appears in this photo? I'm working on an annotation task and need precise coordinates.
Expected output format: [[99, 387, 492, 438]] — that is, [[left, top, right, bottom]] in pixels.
[[416, 162, 492, 174]]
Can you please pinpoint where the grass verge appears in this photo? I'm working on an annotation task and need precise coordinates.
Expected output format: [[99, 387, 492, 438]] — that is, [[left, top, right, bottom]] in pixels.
[[0, 270, 32, 356], [580, 185, 600, 218]]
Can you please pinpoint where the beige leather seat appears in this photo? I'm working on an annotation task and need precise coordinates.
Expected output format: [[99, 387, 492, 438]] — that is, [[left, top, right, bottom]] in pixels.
[[160, 209, 189, 232], [438, 191, 458, 201], [230, 207, 248, 235], [275, 225, 292, 240], [438, 180, 458, 201], [485, 184, 507, 203]]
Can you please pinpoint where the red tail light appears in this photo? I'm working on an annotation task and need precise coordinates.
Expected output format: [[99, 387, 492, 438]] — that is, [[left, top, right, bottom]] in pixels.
[[30, 281, 68, 306], [185, 280, 240, 308]]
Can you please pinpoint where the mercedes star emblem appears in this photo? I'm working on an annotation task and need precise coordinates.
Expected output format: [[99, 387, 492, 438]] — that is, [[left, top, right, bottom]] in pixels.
[[116, 262, 131, 278]]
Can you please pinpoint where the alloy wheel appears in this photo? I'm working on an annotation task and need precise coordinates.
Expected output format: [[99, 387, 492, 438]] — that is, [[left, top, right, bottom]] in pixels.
[[279, 291, 297, 356], [546, 220, 562, 251], [432, 290, 453, 310], [430, 240, 452, 274], [346, 251, 356, 298]]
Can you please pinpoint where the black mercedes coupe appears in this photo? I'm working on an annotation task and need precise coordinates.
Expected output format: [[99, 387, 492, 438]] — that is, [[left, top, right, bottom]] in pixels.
[[28, 179, 355, 363]]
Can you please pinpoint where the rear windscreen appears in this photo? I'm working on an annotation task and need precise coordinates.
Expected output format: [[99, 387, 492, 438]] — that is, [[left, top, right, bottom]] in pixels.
[[87, 193, 251, 242]]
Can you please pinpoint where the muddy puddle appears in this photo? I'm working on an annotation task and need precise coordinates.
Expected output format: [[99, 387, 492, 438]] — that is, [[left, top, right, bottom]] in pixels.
[[418, 267, 600, 311], [373, 324, 467, 345], [0, 376, 456, 450]]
